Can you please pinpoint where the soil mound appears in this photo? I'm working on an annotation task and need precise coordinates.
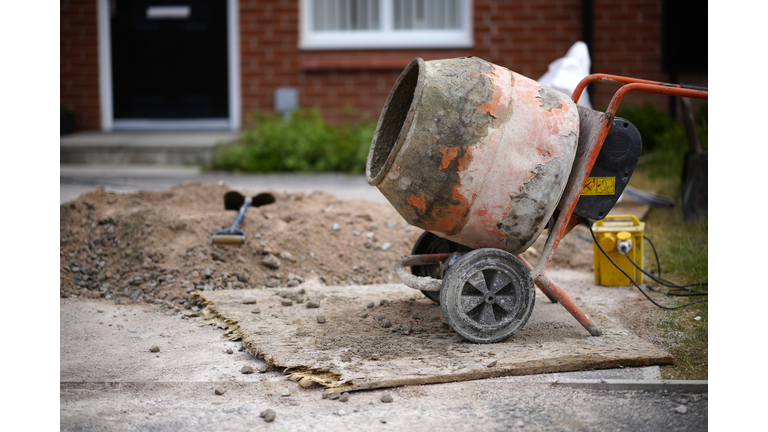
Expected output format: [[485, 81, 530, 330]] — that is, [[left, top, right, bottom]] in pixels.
[[60, 182, 592, 311]]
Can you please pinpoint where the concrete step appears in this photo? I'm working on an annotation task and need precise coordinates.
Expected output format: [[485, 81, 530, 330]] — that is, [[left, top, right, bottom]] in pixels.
[[60, 132, 239, 165]]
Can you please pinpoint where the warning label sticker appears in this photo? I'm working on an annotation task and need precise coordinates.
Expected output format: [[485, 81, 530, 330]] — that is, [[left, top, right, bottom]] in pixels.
[[581, 177, 615, 196]]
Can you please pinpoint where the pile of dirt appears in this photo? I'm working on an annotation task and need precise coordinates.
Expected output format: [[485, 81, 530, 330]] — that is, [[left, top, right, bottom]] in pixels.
[[59, 181, 594, 312]]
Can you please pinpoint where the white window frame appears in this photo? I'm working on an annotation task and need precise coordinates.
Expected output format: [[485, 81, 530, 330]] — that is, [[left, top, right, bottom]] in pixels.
[[299, 0, 473, 50]]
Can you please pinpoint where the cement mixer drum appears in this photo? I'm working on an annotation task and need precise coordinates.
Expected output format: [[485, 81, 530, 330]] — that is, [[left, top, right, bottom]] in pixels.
[[367, 57, 579, 255]]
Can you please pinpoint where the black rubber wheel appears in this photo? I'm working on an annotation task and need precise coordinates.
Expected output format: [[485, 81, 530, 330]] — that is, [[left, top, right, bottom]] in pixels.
[[439, 248, 535, 344], [411, 232, 474, 304]]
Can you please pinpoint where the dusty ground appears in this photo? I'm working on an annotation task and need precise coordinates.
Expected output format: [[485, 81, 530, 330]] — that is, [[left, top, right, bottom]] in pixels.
[[58, 181, 669, 355], [59, 182, 709, 430]]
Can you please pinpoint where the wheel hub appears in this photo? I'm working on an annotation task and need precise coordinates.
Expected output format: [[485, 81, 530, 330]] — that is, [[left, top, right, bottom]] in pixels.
[[457, 268, 520, 333]]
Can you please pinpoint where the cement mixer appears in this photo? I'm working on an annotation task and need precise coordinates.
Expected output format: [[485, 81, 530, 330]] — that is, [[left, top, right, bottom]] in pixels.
[[366, 57, 707, 343]]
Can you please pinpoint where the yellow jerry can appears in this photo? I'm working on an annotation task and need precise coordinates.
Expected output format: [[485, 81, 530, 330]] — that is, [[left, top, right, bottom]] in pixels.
[[592, 214, 645, 286]]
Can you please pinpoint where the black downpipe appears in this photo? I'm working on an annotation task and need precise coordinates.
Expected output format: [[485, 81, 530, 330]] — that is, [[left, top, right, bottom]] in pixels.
[[582, 0, 593, 103]]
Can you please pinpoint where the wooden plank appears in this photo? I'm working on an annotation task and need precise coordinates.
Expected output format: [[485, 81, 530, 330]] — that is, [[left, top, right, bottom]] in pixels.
[[194, 280, 672, 393]]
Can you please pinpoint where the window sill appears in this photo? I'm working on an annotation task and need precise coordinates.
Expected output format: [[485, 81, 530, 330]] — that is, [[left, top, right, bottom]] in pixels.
[[300, 50, 473, 71]]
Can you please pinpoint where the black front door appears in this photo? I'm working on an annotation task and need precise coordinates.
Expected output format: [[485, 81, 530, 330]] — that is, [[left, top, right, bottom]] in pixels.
[[110, 0, 229, 120]]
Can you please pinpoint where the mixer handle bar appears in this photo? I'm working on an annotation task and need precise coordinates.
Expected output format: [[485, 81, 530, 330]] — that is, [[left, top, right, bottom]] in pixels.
[[571, 73, 708, 109]]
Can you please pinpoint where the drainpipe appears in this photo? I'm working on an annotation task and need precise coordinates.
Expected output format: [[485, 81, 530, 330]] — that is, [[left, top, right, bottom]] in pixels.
[[582, 0, 593, 102]]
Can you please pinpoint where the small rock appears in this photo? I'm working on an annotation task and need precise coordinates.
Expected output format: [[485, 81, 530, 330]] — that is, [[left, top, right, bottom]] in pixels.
[[341, 354, 352, 362], [380, 419, 387, 424], [287, 280, 300, 287], [339, 393, 349, 402], [241, 366, 254, 374], [368, 224, 378, 231], [365, 232, 375, 239], [487, 360, 498, 368], [214, 386, 226, 395], [262, 254, 280, 269], [204, 268, 213, 278], [675, 405, 688, 414], [210, 251, 225, 262], [225, 348, 233, 354], [299, 377, 315, 388], [149, 345, 160, 353], [306, 300, 320, 308], [381, 394, 393, 403], [242, 299, 257, 305], [366, 301, 375, 309], [260, 409, 276, 422], [380, 299, 391, 307], [251, 308, 261, 314], [401, 323, 412, 335], [357, 311, 368, 319], [236, 273, 250, 283], [381, 319, 392, 328], [279, 251, 296, 262], [258, 365, 269, 373], [381, 242, 392, 251], [328, 392, 340, 400], [316, 315, 326, 323], [281, 299, 293, 307], [332, 223, 341, 231]]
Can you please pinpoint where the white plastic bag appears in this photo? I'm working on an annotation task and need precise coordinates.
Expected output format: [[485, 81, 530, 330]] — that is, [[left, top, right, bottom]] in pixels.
[[538, 41, 592, 108]]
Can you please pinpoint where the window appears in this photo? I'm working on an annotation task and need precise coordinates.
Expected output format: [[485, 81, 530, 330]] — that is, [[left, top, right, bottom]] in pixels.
[[300, 0, 473, 50]]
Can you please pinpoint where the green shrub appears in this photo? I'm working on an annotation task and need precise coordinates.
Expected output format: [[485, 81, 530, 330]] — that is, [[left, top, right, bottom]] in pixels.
[[212, 109, 376, 174], [616, 102, 708, 179]]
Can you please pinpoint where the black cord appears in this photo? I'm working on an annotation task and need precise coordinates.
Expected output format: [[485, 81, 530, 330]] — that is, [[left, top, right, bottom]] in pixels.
[[644, 235, 662, 280], [623, 252, 708, 296], [637, 235, 708, 294], [587, 222, 707, 310]]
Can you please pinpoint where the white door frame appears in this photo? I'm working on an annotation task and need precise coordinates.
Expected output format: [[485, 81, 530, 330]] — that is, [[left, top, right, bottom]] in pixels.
[[97, 0, 240, 131]]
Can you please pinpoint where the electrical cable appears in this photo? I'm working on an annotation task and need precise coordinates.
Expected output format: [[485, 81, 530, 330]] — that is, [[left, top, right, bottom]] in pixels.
[[586, 222, 707, 310], [623, 251, 708, 296]]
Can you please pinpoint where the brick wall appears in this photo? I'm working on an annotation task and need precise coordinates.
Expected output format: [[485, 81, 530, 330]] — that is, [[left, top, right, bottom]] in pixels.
[[61, 0, 702, 131], [60, 0, 101, 131]]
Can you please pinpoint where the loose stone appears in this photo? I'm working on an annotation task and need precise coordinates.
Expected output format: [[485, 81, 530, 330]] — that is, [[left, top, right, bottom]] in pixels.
[[241, 366, 254, 374], [260, 409, 276, 422], [316, 315, 326, 323], [214, 386, 226, 395], [339, 393, 349, 402], [262, 254, 280, 270], [149, 345, 160, 352], [381, 394, 393, 403]]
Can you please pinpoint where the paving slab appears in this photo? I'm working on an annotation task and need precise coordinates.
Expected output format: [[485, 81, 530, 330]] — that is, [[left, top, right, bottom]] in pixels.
[[193, 278, 672, 393]]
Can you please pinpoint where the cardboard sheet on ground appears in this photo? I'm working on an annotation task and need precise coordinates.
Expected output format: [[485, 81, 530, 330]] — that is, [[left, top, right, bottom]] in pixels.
[[194, 280, 671, 393]]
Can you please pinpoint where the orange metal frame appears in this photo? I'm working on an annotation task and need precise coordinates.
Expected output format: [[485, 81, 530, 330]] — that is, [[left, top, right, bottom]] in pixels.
[[525, 74, 708, 336]]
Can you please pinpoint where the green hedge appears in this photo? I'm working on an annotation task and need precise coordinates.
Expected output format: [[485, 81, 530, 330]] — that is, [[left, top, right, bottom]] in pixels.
[[616, 102, 707, 179], [212, 109, 376, 174]]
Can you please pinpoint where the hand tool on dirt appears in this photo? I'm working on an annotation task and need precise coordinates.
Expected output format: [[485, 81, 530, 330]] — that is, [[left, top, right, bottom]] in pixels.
[[211, 191, 275, 244], [367, 57, 708, 343]]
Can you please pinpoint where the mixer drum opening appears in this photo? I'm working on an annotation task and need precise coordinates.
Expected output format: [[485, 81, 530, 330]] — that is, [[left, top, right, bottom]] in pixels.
[[366, 58, 425, 186]]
